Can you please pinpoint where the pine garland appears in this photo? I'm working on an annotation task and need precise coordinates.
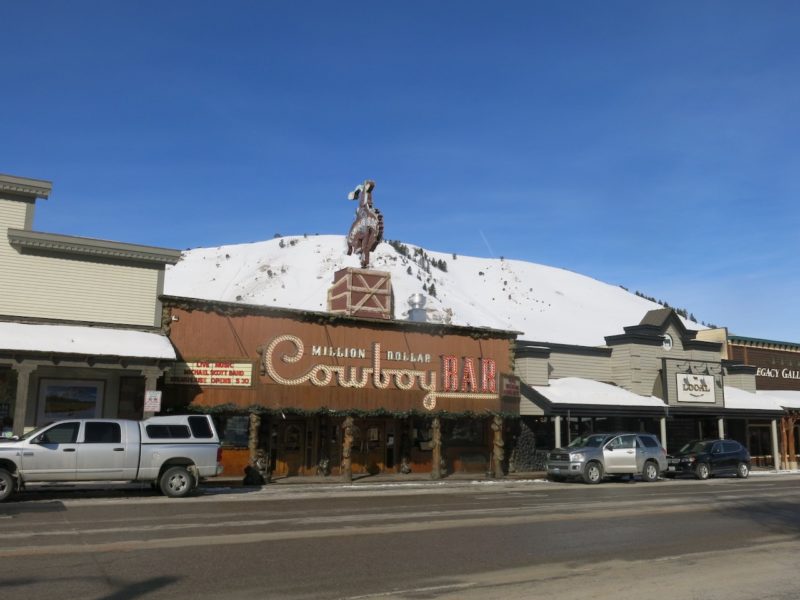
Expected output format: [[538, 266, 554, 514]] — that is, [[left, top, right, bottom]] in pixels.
[[168, 403, 519, 420]]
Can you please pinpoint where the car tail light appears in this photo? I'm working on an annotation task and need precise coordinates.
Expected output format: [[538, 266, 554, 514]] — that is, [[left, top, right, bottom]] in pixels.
[[216, 447, 223, 463]]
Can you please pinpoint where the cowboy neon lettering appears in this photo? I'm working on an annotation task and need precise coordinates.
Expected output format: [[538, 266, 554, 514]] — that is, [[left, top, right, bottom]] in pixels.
[[263, 335, 497, 410]]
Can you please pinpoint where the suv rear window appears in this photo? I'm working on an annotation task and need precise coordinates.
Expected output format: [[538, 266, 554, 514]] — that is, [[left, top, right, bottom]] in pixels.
[[188, 416, 214, 439], [639, 435, 659, 448], [145, 424, 191, 439]]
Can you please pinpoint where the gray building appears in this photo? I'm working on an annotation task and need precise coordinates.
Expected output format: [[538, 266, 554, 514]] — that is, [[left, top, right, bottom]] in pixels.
[[514, 309, 784, 470]]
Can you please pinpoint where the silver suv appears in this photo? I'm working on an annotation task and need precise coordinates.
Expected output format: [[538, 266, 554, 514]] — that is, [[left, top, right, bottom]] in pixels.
[[546, 432, 667, 484]]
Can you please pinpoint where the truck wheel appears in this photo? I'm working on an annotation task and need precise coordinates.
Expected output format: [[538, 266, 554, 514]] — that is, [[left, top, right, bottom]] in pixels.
[[0, 469, 14, 502], [641, 460, 659, 483], [160, 466, 195, 498]]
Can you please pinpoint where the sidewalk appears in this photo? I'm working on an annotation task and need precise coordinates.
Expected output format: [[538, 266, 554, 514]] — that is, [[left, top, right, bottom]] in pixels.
[[207, 470, 548, 488], [206, 466, 800, 489]]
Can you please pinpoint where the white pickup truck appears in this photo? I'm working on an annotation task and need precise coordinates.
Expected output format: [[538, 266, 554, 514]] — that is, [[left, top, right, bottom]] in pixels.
[[0, 415, 223, 501]]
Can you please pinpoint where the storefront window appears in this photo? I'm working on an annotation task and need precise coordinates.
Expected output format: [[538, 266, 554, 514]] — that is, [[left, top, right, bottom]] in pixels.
[[37, 379, 104, 424], [446, 419, 484, 446], [221, 415, 250, 447], [412, 419, 432, 451]]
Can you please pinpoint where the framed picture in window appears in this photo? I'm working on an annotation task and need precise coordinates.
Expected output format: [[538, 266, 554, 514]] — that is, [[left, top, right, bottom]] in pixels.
[[37, 379, 104, 425]]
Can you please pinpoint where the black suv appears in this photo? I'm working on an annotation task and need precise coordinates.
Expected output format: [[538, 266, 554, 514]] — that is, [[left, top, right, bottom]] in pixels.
[[666, 439, 751, 480]]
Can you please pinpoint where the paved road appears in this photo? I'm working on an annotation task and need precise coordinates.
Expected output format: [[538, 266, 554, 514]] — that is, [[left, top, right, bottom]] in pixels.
[[1, 475, 799, 600]]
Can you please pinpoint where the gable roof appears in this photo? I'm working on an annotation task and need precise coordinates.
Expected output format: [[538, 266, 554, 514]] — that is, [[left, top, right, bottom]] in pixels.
[[605, 308, 721, 351]]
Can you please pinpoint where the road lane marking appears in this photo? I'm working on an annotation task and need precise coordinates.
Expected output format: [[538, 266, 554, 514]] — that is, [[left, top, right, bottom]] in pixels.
[[344, 582, 477, 599]]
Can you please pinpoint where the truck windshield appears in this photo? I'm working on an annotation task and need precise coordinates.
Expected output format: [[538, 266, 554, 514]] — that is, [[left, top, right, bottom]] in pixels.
[[17, 424, 50, 441]]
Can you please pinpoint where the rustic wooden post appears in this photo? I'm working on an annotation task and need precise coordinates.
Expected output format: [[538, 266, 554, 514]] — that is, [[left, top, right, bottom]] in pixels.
[[242, 412, 267, 486], [341, 415, 354, 483], [788, 413, 799, 470], [780, 417, 790, 470], [491, 415, 505, 479], [431, 416, 442, 480], [248, 412, 260, 466]]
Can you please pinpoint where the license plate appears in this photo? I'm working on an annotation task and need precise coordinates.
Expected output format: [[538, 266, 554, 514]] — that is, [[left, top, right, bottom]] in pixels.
[[552, 467, 560, 474], [667, 466, 676, 472]]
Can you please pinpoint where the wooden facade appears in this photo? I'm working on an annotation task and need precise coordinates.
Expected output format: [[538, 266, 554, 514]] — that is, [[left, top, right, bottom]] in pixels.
[[729, 339, 800, 468], [728, 343, 800, 392], [161, 297, 519, 479]]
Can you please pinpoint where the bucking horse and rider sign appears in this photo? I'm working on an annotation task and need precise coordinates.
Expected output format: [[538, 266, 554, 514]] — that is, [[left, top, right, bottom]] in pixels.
[[346, 179, 384, 269]]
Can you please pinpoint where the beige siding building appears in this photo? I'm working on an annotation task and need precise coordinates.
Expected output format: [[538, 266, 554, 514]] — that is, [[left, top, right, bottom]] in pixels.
[[0, 174, 182, 436]]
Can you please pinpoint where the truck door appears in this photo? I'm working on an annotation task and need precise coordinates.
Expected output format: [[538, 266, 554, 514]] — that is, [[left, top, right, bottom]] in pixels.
[[603, 434, 637, 473], [20, 421, 80, 481], [76, 421, 127, 480]]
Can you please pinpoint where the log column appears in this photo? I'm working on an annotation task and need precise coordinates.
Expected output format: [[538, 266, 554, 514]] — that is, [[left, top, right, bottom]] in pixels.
[[243, 412, 266, 485], [341, 415, 354, 483], [490, 415, 505, 478], [431, 417, 442, 480]]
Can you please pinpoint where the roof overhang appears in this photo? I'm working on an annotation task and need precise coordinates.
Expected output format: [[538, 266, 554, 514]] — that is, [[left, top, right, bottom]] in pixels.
[[522, 377, 668, 416], [0, 321, 176, 361], [0, 174, 52, 199], [8, 229, 181, 266]]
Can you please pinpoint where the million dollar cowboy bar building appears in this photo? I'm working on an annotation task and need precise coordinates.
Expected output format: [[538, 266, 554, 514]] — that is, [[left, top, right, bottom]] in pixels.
[[160, 296, 520, 479]]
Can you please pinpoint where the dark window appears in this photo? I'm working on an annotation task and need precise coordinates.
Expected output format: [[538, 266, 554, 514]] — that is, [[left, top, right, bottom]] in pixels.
[[446, 419, 484, 446], [145, 424, 191, 439], [188, 416, 214, 439], [221, 415, 249, 447], [608, 435, 636, 450], [639, 435, 659, 448], [39, 422, 79, 444], [84, 422, 121, 444], [722, 441, 740, 453], [284, 425, 301, 451]]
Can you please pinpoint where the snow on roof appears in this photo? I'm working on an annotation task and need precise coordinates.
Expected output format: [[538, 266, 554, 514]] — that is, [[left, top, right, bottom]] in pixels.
[[533, 377, 667, 408], [756, 389, 800, 410], [164, 235, 704, 347], [0, 322, 176, 360], [723, 386, 779, 410]]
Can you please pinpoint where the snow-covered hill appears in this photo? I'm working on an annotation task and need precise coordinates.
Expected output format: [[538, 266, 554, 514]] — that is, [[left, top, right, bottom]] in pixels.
[[164, 235, 692, 346]]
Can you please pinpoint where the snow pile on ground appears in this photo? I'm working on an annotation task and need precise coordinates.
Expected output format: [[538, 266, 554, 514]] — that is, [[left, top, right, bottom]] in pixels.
[[164, 235, 694, 346]]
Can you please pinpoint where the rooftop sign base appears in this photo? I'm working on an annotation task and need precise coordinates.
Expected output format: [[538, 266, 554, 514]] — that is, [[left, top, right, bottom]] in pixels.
[[327, 267, 394, 320]]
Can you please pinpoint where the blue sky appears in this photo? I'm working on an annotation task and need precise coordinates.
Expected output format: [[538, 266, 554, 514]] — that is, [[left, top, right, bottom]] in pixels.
[[2, 2, 799, 341]]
